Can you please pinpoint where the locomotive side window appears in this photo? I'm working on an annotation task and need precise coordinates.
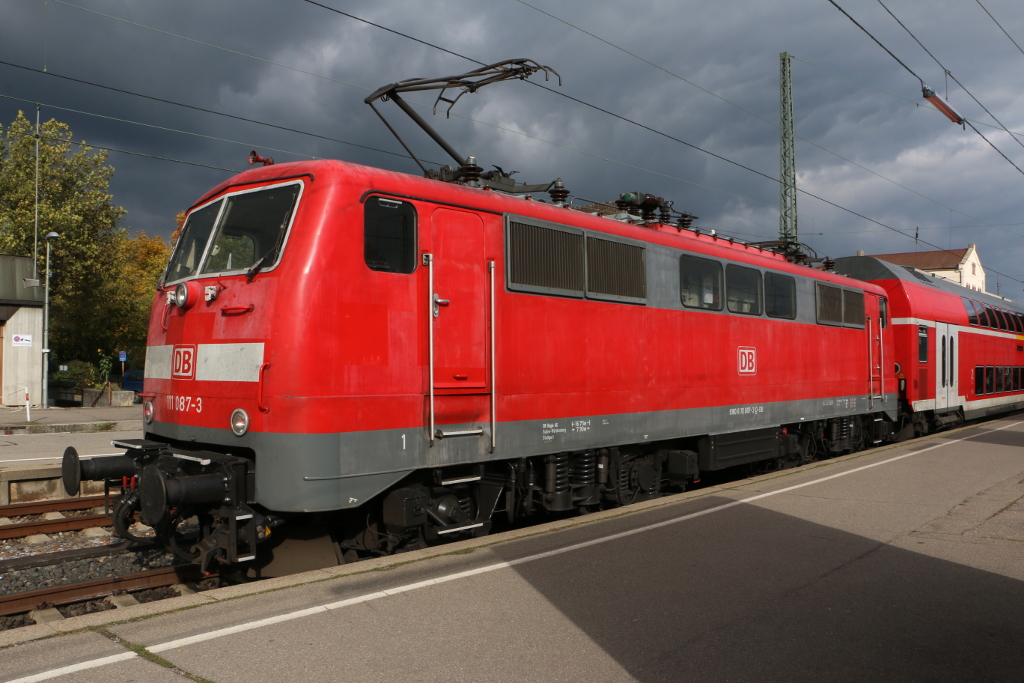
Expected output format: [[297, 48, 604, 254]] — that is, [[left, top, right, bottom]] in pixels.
[[764, 272, 796, 319], [816, 284, 843, 324], [962, 298, 980, 326], [586, 236, 647, 303], [165, 200, 222, 283], [679, 255, 722, 310], [918, 325, 928, 362], [726, 265, 761, 315], [203, 184, 300, 275], [365, 197, 417, 274], [975, 367, 984, 395], [986, 366, 995, 394], [879, 297, 888, 328]]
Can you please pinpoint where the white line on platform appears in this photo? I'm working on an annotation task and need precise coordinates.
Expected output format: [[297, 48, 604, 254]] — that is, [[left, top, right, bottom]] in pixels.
[[7, 420, 1021, 683], [6, 652, 137, 683]]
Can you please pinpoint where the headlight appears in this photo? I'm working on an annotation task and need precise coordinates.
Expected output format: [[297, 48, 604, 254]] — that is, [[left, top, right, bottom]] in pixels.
[[143, 401, 154, 423], [174, 283, 189, 308], [230, 408, 249, 436]]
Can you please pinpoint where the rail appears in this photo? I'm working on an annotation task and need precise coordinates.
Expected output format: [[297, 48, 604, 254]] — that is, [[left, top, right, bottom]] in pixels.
[[0, 565, 201, 617]]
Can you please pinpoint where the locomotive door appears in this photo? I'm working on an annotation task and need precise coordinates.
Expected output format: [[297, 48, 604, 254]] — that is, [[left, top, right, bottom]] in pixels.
[[429, 208, 487, 389], [934, 323, 958, 410]]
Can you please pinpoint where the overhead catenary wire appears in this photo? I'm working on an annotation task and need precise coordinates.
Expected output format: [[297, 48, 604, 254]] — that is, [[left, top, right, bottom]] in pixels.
[[297, 2, 1024, 282], [0, 92, 321, 164], [37, 0, 1023, 282], [974, 0, 1024, 60], [26, 0, 851, 232], [507, 0, 1023, 243], [3, 126, 239, 172], [0, 60, 439, 165], [827, 0, 1024, 178], [874, 0, 1024, 162]]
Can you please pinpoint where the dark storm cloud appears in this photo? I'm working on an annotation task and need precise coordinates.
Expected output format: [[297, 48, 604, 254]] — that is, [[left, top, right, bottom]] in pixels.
[[1, 0, 1022, 287]]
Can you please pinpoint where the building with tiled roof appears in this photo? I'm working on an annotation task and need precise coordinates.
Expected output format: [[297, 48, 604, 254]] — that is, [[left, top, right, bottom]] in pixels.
[[857, 244, 985, 292]]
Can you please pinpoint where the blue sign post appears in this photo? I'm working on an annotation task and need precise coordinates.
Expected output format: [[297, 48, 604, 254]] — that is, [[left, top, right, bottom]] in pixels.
[[119, 351, 127, 378]]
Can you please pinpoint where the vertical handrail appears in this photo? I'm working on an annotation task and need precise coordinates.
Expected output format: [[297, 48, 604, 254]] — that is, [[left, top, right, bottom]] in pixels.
[[867, 316, 873, 409], [424, 253, 435, 446], [257, 362, 271, 413], [879, 319, 885, 403], [488, 260, 496, 453]]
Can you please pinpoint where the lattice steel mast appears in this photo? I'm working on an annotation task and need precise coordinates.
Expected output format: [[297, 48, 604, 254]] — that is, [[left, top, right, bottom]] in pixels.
[[779, 52, 798, 248]]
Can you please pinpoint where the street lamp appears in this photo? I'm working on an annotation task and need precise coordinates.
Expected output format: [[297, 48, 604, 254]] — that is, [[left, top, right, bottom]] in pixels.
[[42, 231, 59, 409]]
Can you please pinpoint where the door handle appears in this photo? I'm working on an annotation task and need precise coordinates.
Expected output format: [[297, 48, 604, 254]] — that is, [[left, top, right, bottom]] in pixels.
[[433, 294, 450, 318]]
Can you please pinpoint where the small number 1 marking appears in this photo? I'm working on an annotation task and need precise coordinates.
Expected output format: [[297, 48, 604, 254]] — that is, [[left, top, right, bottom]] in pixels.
[[402, 434, 406, 449]]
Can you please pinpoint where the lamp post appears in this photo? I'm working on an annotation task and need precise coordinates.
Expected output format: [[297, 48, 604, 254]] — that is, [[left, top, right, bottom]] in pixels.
[[42, 231, 59, 408]]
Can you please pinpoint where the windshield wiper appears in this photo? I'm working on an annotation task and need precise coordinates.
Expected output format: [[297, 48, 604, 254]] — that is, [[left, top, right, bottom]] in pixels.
[[245, 207, 294, 281]]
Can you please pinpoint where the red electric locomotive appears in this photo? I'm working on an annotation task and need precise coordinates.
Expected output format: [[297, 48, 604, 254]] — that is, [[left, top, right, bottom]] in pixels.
[[61, 60, 907, 568]]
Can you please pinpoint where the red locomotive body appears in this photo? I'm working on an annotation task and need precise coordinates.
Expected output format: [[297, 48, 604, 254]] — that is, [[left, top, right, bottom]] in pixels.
[[65, 156, 923, 567]]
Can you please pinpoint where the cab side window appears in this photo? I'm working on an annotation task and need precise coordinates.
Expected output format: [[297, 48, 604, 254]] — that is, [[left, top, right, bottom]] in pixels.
[[365, 197, 417, 274]]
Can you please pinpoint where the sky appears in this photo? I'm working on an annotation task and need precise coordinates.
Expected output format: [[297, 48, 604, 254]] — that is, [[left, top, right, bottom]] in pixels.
[[1, 0, 1022, 294]]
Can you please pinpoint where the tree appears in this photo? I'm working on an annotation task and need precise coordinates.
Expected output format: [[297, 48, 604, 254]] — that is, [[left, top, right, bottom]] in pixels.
[[0, 111, 169, 367]]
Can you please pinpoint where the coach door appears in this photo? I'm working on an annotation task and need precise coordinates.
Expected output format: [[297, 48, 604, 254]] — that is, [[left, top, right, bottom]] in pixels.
[[934, 323, 958, 410], [428, 208, 487, 390]]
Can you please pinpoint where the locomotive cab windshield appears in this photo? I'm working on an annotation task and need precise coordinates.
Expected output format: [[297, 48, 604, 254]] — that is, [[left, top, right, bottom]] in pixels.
[[164, 181, 301, 284]]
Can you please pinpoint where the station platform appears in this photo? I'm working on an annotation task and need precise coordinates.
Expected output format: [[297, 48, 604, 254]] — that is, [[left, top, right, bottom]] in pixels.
[[3, 417, 1023, 682]]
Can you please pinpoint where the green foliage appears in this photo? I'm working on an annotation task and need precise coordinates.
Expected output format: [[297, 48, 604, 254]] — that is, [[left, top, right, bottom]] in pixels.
[[0, 112, 170, 365], [51, 359, 99, 387], [97, 353, 113, 383]]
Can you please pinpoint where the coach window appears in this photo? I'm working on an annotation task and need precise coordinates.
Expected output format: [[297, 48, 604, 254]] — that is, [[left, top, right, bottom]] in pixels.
[[1005, 367, 1012, 393], [986, 366, 995, 394], [996, 366, 1005, 393], [941, 337, 946, 387], [1012, 313, 1023, 334], [364, 197, 417, 274], [918, 325, 928, 363], [1016, 367, 1021, 392], [975, 367, 984, 395], [680, 255, 723, 310], [984, 305, 996, 328], [726, 265, 762, 315], [996, 309, 1009, 331], [961, 298, 979, 326]]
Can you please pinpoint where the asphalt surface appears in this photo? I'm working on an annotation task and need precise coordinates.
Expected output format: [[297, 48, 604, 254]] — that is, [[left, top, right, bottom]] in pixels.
[[3, 417, 1023, 683], [0, 406, 142, 427], [0, 431, 143, 466]]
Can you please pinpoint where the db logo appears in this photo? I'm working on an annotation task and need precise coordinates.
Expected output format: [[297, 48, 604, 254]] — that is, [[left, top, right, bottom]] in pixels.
[[172, 345, 197, 380], [738, 347, 756, 375]]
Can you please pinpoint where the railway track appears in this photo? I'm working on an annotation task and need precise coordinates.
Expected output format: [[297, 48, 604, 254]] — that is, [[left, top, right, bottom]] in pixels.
[[0, 564, 203, 617], [0, 495, 114, 541]]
